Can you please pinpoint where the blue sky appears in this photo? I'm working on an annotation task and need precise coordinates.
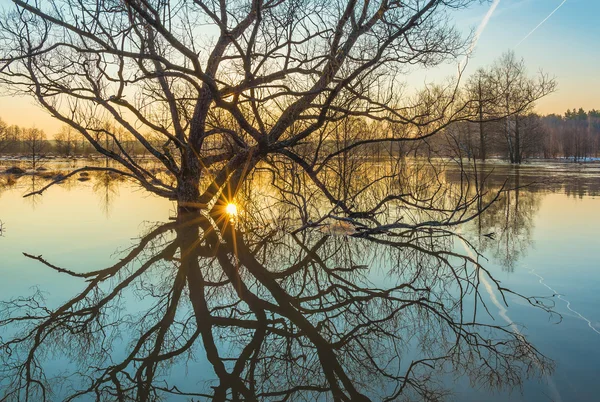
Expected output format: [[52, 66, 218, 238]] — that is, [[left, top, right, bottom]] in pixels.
[[454, 0, 600, 114], [0, 0, 598, 133]]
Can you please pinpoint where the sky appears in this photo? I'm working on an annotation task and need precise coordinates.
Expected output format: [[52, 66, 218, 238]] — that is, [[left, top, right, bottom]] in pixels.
[[454, 0, 600, 115], [0, 0, 598, 135]]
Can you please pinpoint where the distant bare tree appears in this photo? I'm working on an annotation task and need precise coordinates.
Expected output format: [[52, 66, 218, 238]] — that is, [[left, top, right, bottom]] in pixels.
[[518, 113, 546, 159], [0, 116, 9, 153], [4, 124, 22, 154], [540, 114, 563, 159], [21, 127, 46, 170], [53, 125, 77, 157], [488, 51, 555, 163], [465, 68, 493, 160]]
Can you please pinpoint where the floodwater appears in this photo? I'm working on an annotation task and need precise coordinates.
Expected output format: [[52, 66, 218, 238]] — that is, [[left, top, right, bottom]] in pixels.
[[0, 159, 599, 401]]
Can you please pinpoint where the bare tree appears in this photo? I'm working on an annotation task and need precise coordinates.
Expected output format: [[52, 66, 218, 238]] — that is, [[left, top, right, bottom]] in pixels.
[[540, 114, 563, 159], [488, 51, 555, 163], [518, 113, 546, 159], [4, 124, 22, 154], [0, 6, 562, 399], [0, 0, 515, 212], [53, 125, 77, 157], [0, 116, 9, 154], [465, 68, 493, 160], [21, 127, 47, 170]]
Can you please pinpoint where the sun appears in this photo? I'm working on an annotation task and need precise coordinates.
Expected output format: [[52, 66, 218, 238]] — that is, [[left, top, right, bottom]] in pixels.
[[225, 203, 238, 216]]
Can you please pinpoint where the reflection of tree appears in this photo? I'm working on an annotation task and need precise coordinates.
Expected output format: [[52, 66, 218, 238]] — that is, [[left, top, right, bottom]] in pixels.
[[23, 175, 43, 209], [92, 171, 123, 217], [563, 170, 600, 199], [467, 167, 542, 272], [1, 206, 555, 401]]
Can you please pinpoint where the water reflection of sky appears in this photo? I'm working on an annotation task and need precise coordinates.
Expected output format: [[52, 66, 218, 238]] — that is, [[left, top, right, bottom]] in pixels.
[[456, 193, 600, 402], [1, 161, 599, 401], [0, 180, 171, 299]]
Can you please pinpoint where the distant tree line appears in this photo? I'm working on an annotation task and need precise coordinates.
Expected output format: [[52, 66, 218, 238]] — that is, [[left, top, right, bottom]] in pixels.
[[433, 108, 600, 162], [3, 108, 599, 164], [419, 52, 599, 163], [0, 119, 164, 159], [541, 108, 600, 161]]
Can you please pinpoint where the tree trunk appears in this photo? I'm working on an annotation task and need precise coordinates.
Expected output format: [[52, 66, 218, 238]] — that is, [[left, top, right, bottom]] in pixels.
[[478, 82, 486, 161], [515, 115, 521, 164], [505, 97, 514, 163], [506, 116, 514, 163], [177, 150, 201, 212]]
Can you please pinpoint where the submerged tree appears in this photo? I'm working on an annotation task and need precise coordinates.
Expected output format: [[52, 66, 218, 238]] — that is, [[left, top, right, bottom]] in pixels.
[[456, 52, 555, 163], [465, 68, 493, 161], [0, 0, 552, 213], [0, 2, 561, 400]]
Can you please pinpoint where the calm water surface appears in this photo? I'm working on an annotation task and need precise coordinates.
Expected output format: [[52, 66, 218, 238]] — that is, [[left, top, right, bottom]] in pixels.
[[0, 160, 599, 401]]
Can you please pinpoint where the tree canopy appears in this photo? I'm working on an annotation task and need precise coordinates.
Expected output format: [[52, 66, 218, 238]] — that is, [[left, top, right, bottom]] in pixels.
[[0, 0, 549, 211]]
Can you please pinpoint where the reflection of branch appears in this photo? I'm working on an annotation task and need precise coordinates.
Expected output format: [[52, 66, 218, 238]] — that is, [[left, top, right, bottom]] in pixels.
[[22, 253, 91, 278], [22, 166, 174, 198], [1, 210, 556, 401]]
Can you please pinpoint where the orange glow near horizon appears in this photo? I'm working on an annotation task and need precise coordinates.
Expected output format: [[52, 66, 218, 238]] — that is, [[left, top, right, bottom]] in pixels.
[[0, 87, 597, 138]]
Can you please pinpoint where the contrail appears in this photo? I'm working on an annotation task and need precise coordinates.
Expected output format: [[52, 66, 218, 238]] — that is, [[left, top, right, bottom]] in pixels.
[[468, 0, 502, 55], [516, 0, 568, 47], [458, 0, 501, 72]]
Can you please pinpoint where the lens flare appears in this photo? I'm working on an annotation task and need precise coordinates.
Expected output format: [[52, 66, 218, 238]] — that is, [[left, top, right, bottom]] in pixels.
[[225, 203, 238, 216]]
